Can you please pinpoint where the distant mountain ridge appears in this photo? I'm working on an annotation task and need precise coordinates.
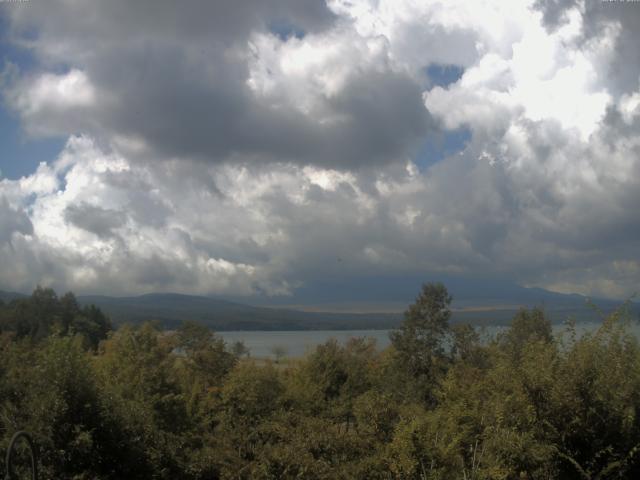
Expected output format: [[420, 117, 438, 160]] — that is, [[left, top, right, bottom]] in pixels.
[[81, 290, 632, 330], [0, 290, 27, 303], [1, 284, 635, 331], [238, 275, 618, 310], [76, 292, 401, 330]]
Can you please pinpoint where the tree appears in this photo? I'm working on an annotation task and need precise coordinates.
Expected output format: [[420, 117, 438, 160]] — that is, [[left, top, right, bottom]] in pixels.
[[270, 345, 288, 364], [231, 340, 250, 358], [11, 286, 60, 341], [93, 323, 189, 478], [0, 336, 124, 479], [498, 307, 552, 359], [390, 282, 452, 404], [75, 304, 112, 349], [176, 320, 237, 383], [59, 291, 80, 336], [0, 288, 111, 348], [450, 323, 480, 362]]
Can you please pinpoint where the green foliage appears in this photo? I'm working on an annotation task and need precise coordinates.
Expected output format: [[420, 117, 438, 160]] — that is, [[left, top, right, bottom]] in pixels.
[[498, 307, 553, 358], [0, 336, 125, 479], [2, 286, 640, 478], [0, 287, 112, 348], [390, 282, 453, 404]]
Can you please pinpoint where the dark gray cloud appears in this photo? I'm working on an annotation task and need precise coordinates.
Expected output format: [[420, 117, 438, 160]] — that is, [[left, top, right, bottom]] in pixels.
[[534, 0, 579, 29], [8, 0, 336, 48], [4, 0, 431, 169], [535, 0, 640, 96], [64, 203, 126, 237], [582, 1, 640, 96], [0, 197, 32, 243]]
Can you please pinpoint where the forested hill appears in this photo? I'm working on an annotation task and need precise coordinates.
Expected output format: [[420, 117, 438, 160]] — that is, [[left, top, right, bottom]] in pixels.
[[76, 293, 401, 330], [2, 287, 635, 330], [0, 290, 26, 303], [67, 290, 640, 330]]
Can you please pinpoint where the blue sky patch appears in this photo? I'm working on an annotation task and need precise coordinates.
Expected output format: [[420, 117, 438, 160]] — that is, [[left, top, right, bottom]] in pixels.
[[268, 20, 305, 41], [425, 63, 464, 88], [0, 11, 38, 73], [0, 19, 65, 180], [0, 105, 66, 179], [414, 127, 471, 172]]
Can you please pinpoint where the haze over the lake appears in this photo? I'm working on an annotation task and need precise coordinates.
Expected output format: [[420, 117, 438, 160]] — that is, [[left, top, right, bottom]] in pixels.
[[1, 0, 639, 303]]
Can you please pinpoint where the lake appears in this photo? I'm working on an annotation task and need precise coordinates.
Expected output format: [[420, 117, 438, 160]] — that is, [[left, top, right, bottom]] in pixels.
[[218, 321, 640, 359], [219, 329, 393, 358]]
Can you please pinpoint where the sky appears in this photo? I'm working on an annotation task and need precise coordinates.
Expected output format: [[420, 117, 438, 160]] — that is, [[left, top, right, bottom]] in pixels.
[[0, 0, 639, 302]]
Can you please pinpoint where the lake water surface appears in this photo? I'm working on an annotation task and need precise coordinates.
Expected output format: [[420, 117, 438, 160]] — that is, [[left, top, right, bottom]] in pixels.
[[219, 321, 640, 359], [219, 329, 393, 358]]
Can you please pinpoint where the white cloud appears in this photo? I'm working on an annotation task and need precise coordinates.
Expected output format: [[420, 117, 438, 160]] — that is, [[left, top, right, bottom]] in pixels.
[[619, 91, 640, 124], [424, 2, 614, 141], [18, 69, 96, 112], [247, 26, 392, 120], [6, 69, 98, 137]]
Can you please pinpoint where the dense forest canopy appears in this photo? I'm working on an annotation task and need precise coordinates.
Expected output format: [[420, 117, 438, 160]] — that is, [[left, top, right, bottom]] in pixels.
[[1, 284, 639, 479], [0, 286, 111, 348]]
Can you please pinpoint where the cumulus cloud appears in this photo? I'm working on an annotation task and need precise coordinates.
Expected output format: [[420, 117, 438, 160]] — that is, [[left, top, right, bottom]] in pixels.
[[4, 69, 97, 137], [0, 139, 430, 294], [0, 197, 32, 244], [0, 0, 639, 299]]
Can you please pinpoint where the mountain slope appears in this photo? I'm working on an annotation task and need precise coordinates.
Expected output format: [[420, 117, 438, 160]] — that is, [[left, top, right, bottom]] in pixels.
[[77, 293, 402, 330], [0, 290, 27, 303], [2, 284, 634, 331], [77, 290, 634, 331]]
